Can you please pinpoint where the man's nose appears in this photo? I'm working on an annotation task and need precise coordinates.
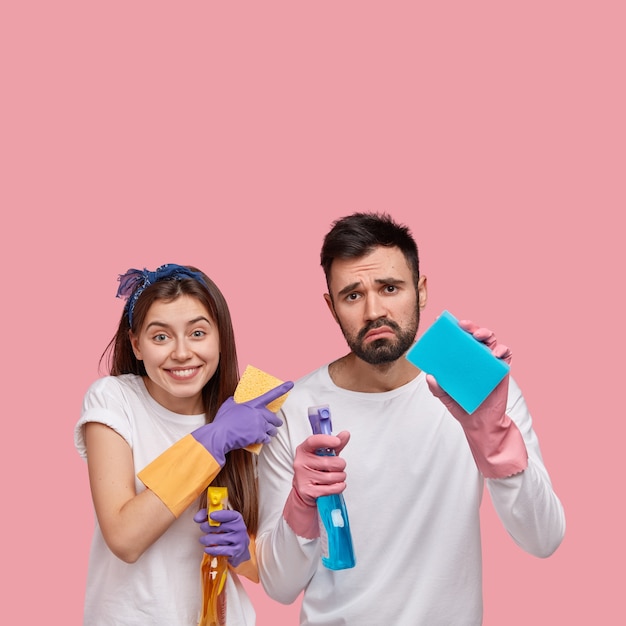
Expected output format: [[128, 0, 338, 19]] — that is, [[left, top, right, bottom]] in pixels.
[[363, 293, 386, 321]]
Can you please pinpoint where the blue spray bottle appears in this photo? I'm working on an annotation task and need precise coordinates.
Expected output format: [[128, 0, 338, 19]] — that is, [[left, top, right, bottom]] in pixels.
[[308, 405, 356, 570]]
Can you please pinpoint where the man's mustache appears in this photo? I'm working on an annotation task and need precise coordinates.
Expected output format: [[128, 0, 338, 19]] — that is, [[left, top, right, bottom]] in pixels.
[[357, 318, 401, 341]]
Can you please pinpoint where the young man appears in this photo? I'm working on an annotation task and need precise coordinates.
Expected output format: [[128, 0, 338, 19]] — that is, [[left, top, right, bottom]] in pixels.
[[256, 212, 565, 625]]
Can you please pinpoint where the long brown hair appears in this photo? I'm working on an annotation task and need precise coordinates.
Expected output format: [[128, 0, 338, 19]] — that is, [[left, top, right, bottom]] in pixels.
[[100, 267, 260, 533]]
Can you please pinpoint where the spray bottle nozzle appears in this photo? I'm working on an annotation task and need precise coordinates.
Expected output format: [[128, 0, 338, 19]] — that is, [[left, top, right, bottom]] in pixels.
[[308, 405, 333, 435]]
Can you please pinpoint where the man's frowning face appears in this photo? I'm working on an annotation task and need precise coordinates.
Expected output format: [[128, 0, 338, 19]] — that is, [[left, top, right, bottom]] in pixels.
[[325, 245, 427, 365]]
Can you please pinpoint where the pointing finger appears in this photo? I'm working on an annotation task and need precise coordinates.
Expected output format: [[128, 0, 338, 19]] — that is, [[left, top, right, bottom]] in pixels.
[[249, 381, 294, 408]]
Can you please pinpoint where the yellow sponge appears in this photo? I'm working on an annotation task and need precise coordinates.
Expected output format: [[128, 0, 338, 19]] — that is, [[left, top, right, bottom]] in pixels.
[[234, 365, 289, 454]]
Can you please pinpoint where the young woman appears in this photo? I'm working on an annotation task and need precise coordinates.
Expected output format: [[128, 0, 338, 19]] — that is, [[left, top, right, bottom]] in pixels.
[[75, 264, 292, 625]]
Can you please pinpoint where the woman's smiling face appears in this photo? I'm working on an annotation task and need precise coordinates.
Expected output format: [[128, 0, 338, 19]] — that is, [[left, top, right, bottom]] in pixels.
[[130, 294, 220, 414]]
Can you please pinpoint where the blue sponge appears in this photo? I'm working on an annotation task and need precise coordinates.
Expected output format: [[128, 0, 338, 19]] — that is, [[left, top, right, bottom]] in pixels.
[[406, 310, 510, 414]]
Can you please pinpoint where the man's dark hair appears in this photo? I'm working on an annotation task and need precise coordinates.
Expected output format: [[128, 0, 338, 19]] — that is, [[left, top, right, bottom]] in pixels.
[[320, 212, 420, 293]]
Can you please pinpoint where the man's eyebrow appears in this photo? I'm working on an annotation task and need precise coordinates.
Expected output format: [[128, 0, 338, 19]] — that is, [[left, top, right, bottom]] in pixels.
[[377, 277, 406, 287], [336, 278, 406, 297], [337, 281, 362, 298]]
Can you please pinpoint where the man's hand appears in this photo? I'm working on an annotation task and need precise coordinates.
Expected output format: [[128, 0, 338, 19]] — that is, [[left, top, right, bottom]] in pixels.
[[283, 431, 350, 538], [427, 320, 527, 479]]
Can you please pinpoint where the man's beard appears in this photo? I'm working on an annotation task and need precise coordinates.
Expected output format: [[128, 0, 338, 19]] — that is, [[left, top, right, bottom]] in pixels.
[[340, 310, 419, 365]]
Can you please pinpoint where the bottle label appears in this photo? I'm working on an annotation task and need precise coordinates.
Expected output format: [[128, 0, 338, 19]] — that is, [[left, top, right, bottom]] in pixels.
[[330, 508, 345, 527]]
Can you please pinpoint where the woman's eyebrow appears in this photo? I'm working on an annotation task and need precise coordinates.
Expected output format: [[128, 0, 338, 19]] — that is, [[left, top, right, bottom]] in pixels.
[[145, 316, 211, 331]]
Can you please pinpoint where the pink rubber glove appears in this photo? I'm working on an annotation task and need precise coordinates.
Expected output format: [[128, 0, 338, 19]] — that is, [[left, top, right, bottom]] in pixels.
[[194, 508, 251, 567], [192, 381, 294, 466], [282, 431, 350, 539], [426, 320, 528, 479]]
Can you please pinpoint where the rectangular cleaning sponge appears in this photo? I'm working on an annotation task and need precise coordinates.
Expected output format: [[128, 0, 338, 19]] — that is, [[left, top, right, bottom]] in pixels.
[[406, 310, 510, 414], [234, 365, 290, 454]]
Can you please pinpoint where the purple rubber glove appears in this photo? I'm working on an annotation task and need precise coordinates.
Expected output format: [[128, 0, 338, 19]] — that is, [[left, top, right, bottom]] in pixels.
[[194, 508, 251, 567], [426, 320, 528, 479], [191, 381, 293, 466], [282, 431, 350, 539]]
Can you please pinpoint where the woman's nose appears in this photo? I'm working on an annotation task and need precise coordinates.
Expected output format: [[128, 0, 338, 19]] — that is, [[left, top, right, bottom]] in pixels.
[[171, 339, 192, 360]]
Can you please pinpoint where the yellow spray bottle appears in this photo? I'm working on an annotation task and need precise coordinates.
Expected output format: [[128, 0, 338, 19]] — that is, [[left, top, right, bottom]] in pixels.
[[199, 486, 229, 626]]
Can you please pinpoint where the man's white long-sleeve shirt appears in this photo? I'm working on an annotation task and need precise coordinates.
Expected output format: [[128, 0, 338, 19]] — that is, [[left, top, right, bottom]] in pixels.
[[256, 366, 565, 626]]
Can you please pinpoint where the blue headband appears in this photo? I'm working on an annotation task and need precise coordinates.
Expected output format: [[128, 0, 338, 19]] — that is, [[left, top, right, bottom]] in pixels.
[[116, 264, 207, 327]]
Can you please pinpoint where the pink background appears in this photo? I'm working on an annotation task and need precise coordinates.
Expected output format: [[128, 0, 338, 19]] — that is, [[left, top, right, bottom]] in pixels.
[[2, 2, 623, 624]]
